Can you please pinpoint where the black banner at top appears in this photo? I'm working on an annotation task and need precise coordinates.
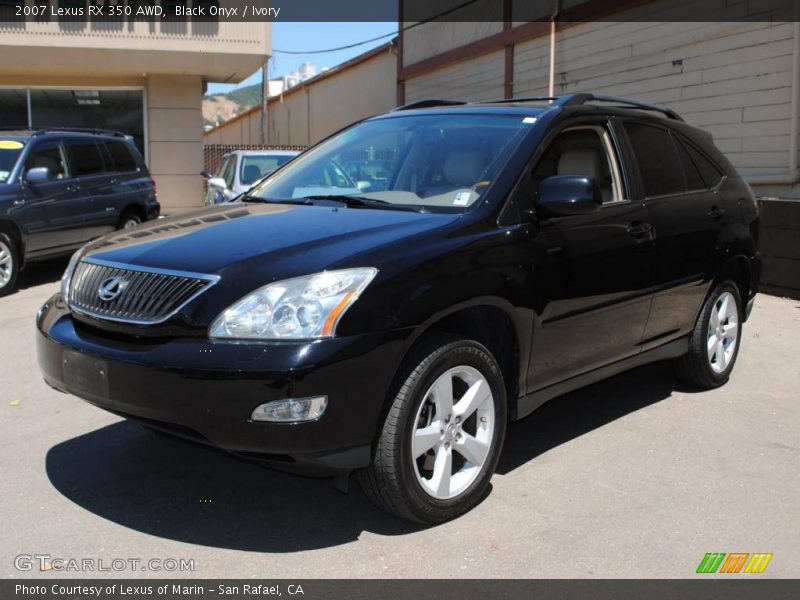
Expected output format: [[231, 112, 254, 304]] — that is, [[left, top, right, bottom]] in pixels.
[[0, 0, 796, 23]]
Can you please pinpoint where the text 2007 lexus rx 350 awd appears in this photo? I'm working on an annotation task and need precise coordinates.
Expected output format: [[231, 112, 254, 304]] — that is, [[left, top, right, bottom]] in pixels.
[[37, 94, 760, 523]]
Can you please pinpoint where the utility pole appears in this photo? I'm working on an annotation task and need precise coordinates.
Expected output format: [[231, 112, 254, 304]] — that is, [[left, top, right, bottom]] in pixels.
[[261, 58, 269, 145]]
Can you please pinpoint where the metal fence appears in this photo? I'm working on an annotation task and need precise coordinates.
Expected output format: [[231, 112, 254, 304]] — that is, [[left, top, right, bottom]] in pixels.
[[203, 144, 307, 175]]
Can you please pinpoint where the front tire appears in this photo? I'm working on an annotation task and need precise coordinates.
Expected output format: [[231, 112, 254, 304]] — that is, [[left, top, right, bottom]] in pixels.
[[359, 336, 507, 524], [0, 233, 19, 297], [674, 281, 742, 389]]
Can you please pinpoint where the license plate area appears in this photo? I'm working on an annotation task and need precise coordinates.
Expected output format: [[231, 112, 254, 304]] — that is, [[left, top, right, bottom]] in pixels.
[[63, 350, 109, 399]]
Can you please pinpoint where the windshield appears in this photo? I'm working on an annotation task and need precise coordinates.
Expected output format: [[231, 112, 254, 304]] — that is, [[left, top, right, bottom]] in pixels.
[[240, 154, 295, 186], [246, 113, 536, 211], [0, 139, 25, 183]]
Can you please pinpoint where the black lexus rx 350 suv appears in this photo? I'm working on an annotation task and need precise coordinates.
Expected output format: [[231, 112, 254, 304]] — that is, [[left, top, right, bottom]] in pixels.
[[37, 94, 760, 523], [0, 128, 159, 295]]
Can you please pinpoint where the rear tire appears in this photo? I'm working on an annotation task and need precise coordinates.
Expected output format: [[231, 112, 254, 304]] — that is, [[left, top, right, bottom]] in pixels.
[[359, 335, 507, 524], [674, 281, 742, 389], [119, 211, 141, 230], [0, 233, 19, 297]]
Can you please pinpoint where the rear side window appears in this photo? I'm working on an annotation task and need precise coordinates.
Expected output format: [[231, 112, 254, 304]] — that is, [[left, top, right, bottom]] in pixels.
[[104, 141, 138, 172], [66, 140, 105, 176], [675, 141, 706, 192], [681, 140, 723, 189], [624, 122, 684, 197], [25, 140, 68, 180]]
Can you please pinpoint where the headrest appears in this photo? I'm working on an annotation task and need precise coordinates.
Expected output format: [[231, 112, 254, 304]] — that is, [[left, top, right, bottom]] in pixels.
[[557, 148, 602, 179], [442, 151, 486, 187], [242, 164, 262, 184]]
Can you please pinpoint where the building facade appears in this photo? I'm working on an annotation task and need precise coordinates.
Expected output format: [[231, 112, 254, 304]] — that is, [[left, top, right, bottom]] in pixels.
[[0, 15, 271, 212], [203, 41, 398, 148]]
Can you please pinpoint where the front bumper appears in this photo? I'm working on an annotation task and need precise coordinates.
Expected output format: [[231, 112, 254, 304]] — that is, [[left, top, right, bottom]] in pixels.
[[37, 294, 409, 474]]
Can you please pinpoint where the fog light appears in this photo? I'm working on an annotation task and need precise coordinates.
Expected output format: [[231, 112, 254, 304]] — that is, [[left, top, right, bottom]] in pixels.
[[250, 396, 328, 423]]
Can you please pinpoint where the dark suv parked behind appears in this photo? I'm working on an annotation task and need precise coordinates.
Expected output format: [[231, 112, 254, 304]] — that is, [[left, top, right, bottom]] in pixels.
[[36, 95, 760, 523], [0, 128, 159, 295]]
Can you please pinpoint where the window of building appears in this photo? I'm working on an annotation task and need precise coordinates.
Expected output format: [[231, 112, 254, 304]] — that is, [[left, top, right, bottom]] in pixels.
[[624, 122, 684, 197], [0, 89, 28, 128], [29, 89, 145, 154]]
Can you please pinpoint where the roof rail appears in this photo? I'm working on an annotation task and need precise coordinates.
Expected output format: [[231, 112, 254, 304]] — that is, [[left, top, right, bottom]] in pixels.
[[480, 93, 683, 120], [30, 127, 130, 138], [563, 94, 683, 121], [392, 99, 467, 111]]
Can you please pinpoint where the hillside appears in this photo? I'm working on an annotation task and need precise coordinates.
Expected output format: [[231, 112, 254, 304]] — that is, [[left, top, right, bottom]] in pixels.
[[202, 83, 262, 129]]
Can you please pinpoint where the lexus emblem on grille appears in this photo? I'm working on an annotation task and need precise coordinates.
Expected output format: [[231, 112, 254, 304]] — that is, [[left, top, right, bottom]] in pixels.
[[97, 276, 127, 302]]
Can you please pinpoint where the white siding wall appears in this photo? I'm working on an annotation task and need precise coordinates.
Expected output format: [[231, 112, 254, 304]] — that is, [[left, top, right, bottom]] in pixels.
[[405, 50, 506, 103], [511, 20, 797, 192]]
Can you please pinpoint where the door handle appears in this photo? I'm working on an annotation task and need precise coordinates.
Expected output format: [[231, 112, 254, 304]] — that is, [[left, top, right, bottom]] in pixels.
[[708, 205, 726, 220], [65, 184, 79, 192], [627, 221, 652, 239]]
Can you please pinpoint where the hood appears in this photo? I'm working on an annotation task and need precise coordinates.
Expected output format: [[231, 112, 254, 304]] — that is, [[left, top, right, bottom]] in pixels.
[[82, 202, 459, 278]]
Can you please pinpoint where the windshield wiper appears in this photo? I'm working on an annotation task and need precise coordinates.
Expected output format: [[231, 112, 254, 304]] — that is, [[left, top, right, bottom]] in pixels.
[[301, 194, 421, 212], [238, 194, 312, 206]]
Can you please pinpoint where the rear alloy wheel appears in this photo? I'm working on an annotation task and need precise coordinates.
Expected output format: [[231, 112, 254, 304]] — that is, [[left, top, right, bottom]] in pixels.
[[359, 336, 506, 523], [674, 281, 742, 388], [119, 212, 141, 230], [0, 234, 19, 297]]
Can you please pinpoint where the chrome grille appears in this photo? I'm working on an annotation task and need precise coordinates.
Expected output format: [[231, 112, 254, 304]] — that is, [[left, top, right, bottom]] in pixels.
[[68, 258, 219, 325]]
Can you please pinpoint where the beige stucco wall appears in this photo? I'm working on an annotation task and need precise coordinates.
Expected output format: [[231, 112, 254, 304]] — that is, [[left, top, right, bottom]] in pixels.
[[204, 45, 398, 148], [147, 75, 204, 212], [0, 19, 270, 82]]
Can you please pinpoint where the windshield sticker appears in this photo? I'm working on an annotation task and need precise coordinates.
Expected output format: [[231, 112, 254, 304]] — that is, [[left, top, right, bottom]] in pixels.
[[522, 117, 537, 124], [0, 171, 9, 181], [0, 140, 24, 150], [453, 191, 472, 206]]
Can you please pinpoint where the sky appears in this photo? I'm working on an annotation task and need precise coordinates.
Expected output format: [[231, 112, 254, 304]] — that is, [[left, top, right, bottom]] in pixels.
[[206, 22, 399, 95]]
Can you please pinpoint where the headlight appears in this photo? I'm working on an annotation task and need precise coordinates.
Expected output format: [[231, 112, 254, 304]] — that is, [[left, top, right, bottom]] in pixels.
[[209, 268, 377, 340], [60, 249, 82, 301]]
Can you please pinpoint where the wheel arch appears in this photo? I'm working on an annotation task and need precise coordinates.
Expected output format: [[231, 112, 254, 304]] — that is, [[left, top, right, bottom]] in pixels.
[[387, 297, 529, 426], [716, 254, 752, 310], [119, 203, 145, 226]]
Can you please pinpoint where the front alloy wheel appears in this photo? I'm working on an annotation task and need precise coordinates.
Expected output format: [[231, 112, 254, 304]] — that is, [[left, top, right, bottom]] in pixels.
[[359, 336, 506, 523], [0, 234, 19, 296], [411, 366, 496, 500]]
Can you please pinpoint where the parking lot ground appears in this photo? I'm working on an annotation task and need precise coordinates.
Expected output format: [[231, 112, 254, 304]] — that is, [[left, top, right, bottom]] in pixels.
[[1, 260, 798, 579]]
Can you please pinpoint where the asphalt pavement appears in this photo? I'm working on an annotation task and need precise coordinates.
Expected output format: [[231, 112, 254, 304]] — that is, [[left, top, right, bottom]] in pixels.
[[2, 259, 798, 578]]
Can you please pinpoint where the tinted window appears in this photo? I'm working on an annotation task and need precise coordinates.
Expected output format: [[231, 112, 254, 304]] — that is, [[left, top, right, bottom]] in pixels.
[[105, 141, 138, 172], [624, 122, 684, 197], [66, 140, 105, 176], [675, 140, 705, 191], [25, 140, 68, 180], [683, 141, 723, 188]]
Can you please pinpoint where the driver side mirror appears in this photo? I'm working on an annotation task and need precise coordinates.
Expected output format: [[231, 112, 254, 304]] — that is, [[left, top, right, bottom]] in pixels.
[[25, 167, 51, 184], [207, 177, 227, 190], [535, 175, 602, 217]]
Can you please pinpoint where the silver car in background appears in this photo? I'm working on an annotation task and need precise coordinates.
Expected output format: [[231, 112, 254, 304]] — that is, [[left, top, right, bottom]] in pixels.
[[203, 149, 299, 205]]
